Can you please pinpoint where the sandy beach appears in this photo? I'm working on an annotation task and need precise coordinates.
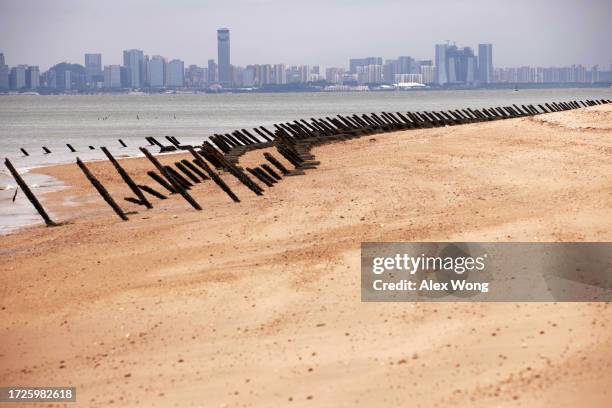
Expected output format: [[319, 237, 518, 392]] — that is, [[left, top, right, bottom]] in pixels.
[[1, 104, 611, 407]]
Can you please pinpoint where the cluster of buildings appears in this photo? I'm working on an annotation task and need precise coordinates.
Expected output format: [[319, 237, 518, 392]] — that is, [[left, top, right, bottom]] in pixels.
[[0, 53, 40, 91], [1, 30, 611, 93], [493, 65, 604, 84]]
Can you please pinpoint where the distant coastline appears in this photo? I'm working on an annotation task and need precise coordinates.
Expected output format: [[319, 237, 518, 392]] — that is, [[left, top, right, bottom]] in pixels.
[[1, 82, 611, 96]]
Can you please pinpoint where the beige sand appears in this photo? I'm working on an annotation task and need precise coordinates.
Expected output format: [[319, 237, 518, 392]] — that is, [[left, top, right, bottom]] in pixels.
[[1, 105, 611, 407]]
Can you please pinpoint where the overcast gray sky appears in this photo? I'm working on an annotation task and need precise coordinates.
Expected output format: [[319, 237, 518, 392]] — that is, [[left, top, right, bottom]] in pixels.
[[0, 0, 610, 71]]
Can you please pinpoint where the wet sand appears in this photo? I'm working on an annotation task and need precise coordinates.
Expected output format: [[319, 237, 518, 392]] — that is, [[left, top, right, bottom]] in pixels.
[[1, 105, 611, 407]]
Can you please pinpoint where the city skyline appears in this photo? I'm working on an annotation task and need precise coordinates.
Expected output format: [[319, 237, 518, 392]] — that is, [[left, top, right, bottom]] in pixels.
[[1, 0, 611, 71], [2, 35, 611, 92]]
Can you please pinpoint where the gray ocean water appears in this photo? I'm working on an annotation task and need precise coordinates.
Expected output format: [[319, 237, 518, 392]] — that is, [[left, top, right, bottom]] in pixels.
[[1, 88, 611, 233]]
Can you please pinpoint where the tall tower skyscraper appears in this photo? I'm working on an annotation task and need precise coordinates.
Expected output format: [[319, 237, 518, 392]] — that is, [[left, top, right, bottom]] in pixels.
[[434, 44, 448, 85], [0, 53, 8, 89], [217, 28, 231, 86], [25, 66, 40, 89], [478, 44, 493, 84], [149, 55, 166, 88], [84, 53, 102, 84], [166, 59, 185, 88], [122, 49, 144, 88]]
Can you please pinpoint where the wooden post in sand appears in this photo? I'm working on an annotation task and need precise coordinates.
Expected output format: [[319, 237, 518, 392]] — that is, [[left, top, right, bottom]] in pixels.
[[179, 159, 209, 181], [140, 147, 202, 211], [101, 146, 152, 209], [137, 184, 167, 200], [261, 164, 282, 180], [175, 161, 202, 184], [196, 144, 264, 195], [4, 158, 59, 227], [147, 171, 176, 194], [253, 127, 273, 142], [259, 126, 276, 140], [189, 154, 240, 203], [76, 157, 128, 221], [164, 165, 192, 189], [263, 152, 290, 175], [247, 167, 274, 187]]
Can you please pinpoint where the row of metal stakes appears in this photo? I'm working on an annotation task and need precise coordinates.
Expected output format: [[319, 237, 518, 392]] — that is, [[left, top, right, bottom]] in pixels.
[[4, 98, 611, 226]]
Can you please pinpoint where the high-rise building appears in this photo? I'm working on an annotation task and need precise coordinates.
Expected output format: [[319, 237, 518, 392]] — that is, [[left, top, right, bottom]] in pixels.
[[63, 71, 71, 90], [435, 44, 448, 85], [166, 59, 184, 88], [243, 66, 256, 87], [397, 56, 414, 74], [325, 67, 345, 84], [9, 65, 27, 89], [349, 57, 383, 74], [231, 65, 243, 87], [259, 64, 273, 85], [0, 53, 8, 89], [148, 55, 166, 88], [435, 44, 477, 85], [25, 66, 40, 89], [383, 60, 398, 83], [207, 59, 218, 84], [356, 65, 383, 84], [143, 55, 150, 86], [217, 28, 231, 86], [273, 64, 287, 85], [186, 64, 206, 88], [103, 65, 122, 88], [447, 45, 477, 84], [298, 65, 309, 83], [84, 53, 102, 84], [478, 44, 493, 84], [309, 65, 322, 82], [420, 65, 435, 84], [122, 49, 144, 88]]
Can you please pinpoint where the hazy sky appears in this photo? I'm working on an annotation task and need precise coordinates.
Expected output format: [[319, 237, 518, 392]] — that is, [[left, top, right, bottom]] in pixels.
[[1, 0, 610, 71]]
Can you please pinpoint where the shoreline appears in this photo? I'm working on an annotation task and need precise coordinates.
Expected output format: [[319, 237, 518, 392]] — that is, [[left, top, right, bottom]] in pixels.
[[2, 83, 612, 96], [0, 149, 201, 235]]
